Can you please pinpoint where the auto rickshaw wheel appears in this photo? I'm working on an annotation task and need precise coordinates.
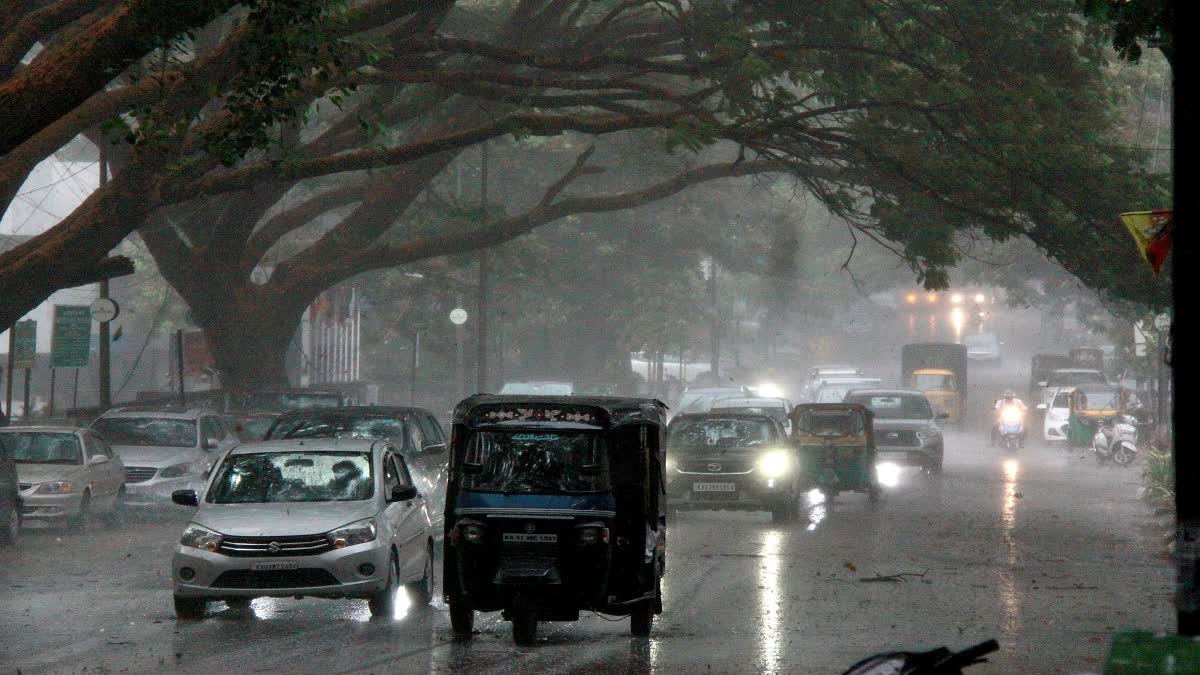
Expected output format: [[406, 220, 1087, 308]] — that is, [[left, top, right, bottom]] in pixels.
[[449, 602, 474, 637], [631, 603, 654, 637], [512, 610, 538, 646]]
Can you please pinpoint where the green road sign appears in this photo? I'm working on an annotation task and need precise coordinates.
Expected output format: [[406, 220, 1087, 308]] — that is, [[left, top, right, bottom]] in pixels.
[[13, 320, 36, 369], [51, 305, 91, 368]]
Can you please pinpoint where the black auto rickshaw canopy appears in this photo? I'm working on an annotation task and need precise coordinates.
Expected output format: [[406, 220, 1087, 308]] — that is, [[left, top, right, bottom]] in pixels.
[[790, 403, 874, 441], [454, 394, 668, 431]]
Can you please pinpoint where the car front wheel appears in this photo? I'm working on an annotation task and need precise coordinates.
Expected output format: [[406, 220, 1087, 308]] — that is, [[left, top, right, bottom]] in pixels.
[[1, 506, 19, 546]]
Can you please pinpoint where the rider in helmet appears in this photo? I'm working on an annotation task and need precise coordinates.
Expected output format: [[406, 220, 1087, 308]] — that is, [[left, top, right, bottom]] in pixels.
[[991, 389, 1028, 447]]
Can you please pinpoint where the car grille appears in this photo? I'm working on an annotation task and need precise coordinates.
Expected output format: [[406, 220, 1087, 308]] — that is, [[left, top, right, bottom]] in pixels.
[[678, 459, 753, 474], [211, 569, 340, 589], [878, 430, 920, 447], [18, 483, 31, 492], [218, 535, 333, 557], [124, 466, 158, 483]]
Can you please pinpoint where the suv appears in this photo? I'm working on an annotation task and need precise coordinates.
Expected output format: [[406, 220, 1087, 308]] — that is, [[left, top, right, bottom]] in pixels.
[[91, 407, 237, 508], [844, 389, 947, 473], [263, 407, 449, 535], [664, 412, 801, 522]]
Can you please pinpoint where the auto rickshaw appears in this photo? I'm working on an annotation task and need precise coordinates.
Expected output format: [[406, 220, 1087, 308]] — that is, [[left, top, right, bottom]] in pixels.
[[791, 403, 880, 502], [1067, 383, 1133, 446], [443, 395, 667, 645]]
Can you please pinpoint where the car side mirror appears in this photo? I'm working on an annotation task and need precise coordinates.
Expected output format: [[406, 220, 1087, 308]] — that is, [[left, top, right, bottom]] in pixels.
[[89, 455, 109, 465], [1036, 403, 1047, 411], [172, 489, 199, 506], [390, 484, 419, 502], [202, 438, 218, 450]]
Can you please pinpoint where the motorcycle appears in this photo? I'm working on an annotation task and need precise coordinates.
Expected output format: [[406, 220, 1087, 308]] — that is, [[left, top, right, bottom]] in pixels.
[[844, 639, 999, 674], [1092, 414, 1139, 466], [997, 405, 1025, 452]]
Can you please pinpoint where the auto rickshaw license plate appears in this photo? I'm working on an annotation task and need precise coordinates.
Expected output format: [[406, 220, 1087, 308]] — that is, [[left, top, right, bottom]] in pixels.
[[693, 482, 736, 492], [502, 533, 558, 543]]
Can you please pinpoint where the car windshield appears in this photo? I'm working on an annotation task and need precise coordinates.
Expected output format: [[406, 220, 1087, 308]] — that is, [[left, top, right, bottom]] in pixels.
[[963, 334, 996, 347], [913, 373, 955, 390], [667, 418, 774, 449], [226, 416, 276, 440], [847, 394, 933, 420], [1052, 391, 1072, 408], [815, 386, 851, 403], [92, 417, 196, 448], [207, 451, 374, 503], [1047, 371, 1106, 386], [266, 414, 405, 441], [797, 411, 866, 437], [1, 432, 83, 464], [711, 405, 786, 421], [461, 430, 608, 494], [242, 393, 343, 413]]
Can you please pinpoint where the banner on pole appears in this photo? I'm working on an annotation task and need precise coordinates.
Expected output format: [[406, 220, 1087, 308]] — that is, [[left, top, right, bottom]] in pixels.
[[1121, 209, 1173, 274]]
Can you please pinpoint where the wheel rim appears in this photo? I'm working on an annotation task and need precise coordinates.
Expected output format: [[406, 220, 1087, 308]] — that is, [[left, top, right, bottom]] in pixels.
[[7, 509, 18, 539]]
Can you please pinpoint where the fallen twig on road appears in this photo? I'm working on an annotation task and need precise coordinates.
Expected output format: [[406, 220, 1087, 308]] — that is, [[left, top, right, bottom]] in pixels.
[[860, 569, 929, 583]]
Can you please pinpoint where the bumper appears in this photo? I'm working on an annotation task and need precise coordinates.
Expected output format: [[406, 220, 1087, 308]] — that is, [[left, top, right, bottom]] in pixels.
[[665, 473, 795, 509], [172, 540, 391, 599], [875, 445, 937, 466], [1044, 421, 1068, 441], [124, 476, 204, 507], [18, 491, 84, 520]]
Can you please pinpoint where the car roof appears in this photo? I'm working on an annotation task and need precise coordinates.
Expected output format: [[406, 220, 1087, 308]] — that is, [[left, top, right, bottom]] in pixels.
[[1050, 368, 1103, 374], [711, 397, 787, 408], [227, 438, 389, 455], [0, 426, 86, 434], [669, 411, 779, 423], [844, 388, 926, 397], [98, 407, 214, 420], [274, 406, 433, 418], [912, 368, 954, 374]]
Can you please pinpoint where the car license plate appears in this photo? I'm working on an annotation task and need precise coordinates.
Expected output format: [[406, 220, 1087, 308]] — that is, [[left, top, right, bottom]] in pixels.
[[250, 561, 298, 571], [502, 533, 557, 543], [693, 482, 736, 492]]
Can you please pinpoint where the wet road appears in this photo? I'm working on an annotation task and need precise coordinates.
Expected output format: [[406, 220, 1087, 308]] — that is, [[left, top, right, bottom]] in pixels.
[[0, 431, 1171, 674]]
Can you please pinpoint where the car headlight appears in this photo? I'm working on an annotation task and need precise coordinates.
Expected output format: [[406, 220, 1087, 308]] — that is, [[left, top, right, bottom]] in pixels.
[[756, 449, 793, 478], [180, 524, 222, 552], [34, 481, 73, 495], [159, 462, 193, 479], [915, 430, 940, 444], [665, 456, 677, 473], [328, 518, 377, 549], [456, 520, 486, 544]]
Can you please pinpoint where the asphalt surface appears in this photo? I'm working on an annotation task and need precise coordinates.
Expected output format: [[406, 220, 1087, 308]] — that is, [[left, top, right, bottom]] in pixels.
[[0, 427, 1172, 674]]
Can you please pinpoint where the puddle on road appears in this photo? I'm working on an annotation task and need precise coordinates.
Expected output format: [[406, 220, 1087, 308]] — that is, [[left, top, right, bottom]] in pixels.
[[999, 458, 1023, 634], [804, 489, 827, 531], [757, 529, 785, 671]]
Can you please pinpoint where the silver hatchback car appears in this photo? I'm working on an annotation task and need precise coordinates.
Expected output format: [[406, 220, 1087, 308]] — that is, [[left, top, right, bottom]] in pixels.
[[170, 438, 434, 619]]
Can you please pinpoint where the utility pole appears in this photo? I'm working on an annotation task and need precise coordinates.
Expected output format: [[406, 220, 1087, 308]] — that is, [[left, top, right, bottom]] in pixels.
[[706, 258, 720, 381], [476, 141, 490, 393], [175, 329, 186, 406], [97, 146, 111, 410], [4, 329, 13, 418], [455, 294, 466, 399]]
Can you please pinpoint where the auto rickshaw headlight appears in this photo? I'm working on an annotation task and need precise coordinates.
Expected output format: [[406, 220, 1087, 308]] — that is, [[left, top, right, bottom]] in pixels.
[[459, 522, 485, 544], [575, 523, 609, 546], [665, 456, 677, 473], [756, 450, 792, 478]]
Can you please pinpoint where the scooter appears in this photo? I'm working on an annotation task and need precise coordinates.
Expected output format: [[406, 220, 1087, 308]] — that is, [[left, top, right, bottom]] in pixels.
[[1092, 414, 1139, 466], [997, 406, 1024, 452], [844, 639, 999, 674]]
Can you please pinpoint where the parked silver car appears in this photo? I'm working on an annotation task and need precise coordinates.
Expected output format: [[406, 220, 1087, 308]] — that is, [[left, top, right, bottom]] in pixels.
[[91, 407, 237, 508], [0, 426, 126, 531], [170, 438, 435, 619]]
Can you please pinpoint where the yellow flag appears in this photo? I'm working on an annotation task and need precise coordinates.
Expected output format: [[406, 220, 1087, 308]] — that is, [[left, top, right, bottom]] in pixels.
[[1120, 210, 1173, 274]]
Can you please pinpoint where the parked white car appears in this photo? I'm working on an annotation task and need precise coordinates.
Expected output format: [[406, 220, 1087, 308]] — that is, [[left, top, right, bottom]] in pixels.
[[1039, 387, 1073, 442], [170, 438, 434, 619], [1, 426, 126, 531]]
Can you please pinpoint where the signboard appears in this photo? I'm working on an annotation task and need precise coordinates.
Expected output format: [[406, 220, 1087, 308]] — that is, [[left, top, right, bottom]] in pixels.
[[50, 305, 91, 368], [12, 320, 36, 369], [89, 298, 119, 323], [182, 329, 214, 378]]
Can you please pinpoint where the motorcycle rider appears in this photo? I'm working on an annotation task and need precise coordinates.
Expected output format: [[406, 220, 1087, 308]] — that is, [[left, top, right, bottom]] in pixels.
[[991, 390, 1028, 447]]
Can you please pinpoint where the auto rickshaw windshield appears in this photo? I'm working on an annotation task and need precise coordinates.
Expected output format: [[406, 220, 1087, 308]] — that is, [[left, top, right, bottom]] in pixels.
[[461, 430, 609, 494], [1075, 389, 1123, 411]]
